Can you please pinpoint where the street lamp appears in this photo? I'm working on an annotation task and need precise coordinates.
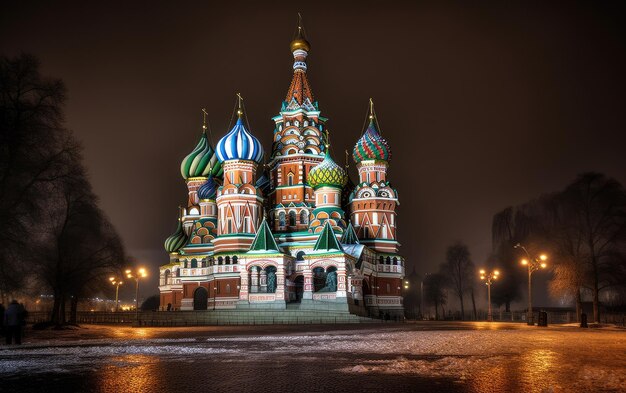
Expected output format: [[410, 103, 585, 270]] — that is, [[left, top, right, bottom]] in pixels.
[[514, 243, 548, 325], [109, 277, 123, 312], [479, 269, 500, 322], [126, 267, 148, 319]]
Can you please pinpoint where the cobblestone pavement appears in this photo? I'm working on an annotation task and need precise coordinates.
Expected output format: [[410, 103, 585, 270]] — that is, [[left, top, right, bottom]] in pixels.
[[0, 322, 624, 392]]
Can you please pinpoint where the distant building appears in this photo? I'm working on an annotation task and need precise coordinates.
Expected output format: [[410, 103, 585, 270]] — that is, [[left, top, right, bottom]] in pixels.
[[159, 23, 404, 318]]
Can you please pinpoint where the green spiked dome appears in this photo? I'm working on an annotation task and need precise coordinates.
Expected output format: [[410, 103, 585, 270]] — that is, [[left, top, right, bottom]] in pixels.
[[307, 149, 348, 189], [353, 120, 391, 164], [180, 131, 223, 180], [164, 219, 189, 254]]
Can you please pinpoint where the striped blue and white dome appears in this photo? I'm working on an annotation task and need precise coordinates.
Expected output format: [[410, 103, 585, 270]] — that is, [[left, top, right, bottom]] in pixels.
[[216, 118, 264, 163]]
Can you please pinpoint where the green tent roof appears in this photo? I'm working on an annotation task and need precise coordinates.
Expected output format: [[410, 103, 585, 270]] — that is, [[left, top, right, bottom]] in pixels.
[[313, 221, 344, 252], [249, 218, 280, 252], [341, 222, 360, 245]]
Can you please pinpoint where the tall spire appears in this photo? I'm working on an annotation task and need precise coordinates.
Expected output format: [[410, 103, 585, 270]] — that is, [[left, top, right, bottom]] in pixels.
[[285, 15, 314, 110]]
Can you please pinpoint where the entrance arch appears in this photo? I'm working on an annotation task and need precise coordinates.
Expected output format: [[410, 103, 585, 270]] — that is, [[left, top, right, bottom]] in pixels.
[[293, 275, 304, 302], [193, 287, 208, 310]]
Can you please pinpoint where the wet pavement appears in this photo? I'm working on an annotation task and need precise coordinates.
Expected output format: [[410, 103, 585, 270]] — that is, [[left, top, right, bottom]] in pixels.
[[1, 322, 625, 392]]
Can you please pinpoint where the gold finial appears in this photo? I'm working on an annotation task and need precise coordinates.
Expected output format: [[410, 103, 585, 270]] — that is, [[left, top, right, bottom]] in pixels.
[[369, 98, 375, 120], [290, 13, 310, 52], [236, 93, 244, 118], [201, 108, 208, 130], [345, 150, 349, 169]]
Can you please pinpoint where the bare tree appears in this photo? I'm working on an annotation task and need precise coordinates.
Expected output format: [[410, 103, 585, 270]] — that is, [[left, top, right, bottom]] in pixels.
[[555, 173, 626, 322], [0, 54, 79, 299], [423, 273, 448, 320], [1, 54, 125, 324], [441, 242, 474, 320]]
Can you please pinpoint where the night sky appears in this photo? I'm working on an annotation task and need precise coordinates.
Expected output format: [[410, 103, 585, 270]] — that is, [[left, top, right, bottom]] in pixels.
[[2, 1, 625, 301]]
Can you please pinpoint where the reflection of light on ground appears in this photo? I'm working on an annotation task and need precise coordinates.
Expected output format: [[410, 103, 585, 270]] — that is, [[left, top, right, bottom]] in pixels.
[[520, 349, 558, 393], [111, 327, 150, 339], [470, 361, 508, 393], [98, 355, 159, 392]]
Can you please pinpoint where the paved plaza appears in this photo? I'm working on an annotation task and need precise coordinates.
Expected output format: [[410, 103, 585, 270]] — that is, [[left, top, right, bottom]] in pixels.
[[0, 322, 625, 392]]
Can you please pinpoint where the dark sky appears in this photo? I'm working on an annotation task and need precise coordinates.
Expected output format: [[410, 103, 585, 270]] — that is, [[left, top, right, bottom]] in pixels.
[[2, 1, 625, 301]]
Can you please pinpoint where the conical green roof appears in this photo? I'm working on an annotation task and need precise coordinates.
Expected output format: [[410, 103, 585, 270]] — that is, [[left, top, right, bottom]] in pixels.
[[249, 218, 280, 252], [340, 222, 360, 245], [313, 221, 344, 252]]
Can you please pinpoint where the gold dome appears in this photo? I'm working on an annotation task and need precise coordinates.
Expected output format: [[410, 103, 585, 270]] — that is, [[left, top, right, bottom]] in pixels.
[[290, 27, 310, 52]]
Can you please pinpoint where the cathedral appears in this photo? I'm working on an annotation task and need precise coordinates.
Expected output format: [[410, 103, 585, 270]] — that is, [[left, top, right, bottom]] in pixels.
[[158, 23, 405, 318]]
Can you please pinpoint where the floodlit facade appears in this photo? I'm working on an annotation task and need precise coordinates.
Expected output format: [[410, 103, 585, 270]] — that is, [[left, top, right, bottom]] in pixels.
[[159, 25, 404, 318]]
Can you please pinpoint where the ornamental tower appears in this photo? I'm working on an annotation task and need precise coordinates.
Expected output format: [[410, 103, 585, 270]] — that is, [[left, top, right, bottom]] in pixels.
[[179, 110, 223, 233], [213, 96, 265, 252], [307, 146, 348, 233], [269, 19, 327, 233], [350, 100, 400, 254]]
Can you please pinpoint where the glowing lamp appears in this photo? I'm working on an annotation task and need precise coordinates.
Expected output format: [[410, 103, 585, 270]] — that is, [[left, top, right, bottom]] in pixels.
[[540, 254, 548, 261], [540, 263, 547, 268], [479, 269, 486, 275], [521, 259, 528, 265]]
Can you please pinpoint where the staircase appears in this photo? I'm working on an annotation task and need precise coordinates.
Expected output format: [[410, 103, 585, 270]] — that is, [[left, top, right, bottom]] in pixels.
[[136, 309, 380, 327]]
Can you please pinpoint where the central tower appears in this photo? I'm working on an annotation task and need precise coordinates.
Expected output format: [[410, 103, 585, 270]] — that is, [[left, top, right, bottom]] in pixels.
[[269, 22, 327, 233]]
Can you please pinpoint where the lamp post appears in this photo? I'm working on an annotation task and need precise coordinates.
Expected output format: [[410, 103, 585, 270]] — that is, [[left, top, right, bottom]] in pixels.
[[109, 277, 123, 312], [514, 243, 547, 326], [479, 269, 500, 322], [126, 267, 148, 319]]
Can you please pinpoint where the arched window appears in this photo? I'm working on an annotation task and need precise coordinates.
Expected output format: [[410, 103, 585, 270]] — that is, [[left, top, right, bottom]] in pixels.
[[225, 256, 231, 265], [289, 211, 296, 226], [164, 270, 171, 285], [279, 212, 286, 227], [191, 259, 198, 268], [288, 173, 294, 186], [392, 257, 398, 265], [218, 256, 223, 265], [296, 251, 305, 261], [226, 284, 231, 294], [323, 194, 327, 204], [379, 256, 384, 264], [300, 210, 308, 225], [386, 257, 391, 265], [232, 256, 238, 264], [386, 283, 391, 293]]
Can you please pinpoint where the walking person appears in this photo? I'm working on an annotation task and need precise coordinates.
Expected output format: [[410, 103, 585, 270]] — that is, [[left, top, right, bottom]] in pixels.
[[4, 300, 25, 345], [0, 303, 5, 338]]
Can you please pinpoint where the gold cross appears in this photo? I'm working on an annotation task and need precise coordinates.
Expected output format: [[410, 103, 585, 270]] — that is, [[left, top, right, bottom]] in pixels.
[[202, 108, 208, 130]]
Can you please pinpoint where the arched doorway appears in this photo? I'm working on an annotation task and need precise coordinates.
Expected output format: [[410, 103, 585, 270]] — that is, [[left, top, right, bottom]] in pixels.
[[193, 287, 208, 310], [293, 275, 304, 302]]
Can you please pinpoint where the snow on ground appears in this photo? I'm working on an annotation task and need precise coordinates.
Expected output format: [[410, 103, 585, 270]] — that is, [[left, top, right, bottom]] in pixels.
[[1, 323, 625, 392]]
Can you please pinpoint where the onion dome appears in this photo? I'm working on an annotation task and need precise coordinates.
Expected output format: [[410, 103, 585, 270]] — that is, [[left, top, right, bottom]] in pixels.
[[255, 170, 272, 195], [307, 149, 348, 189], [290, 25, 310, 53], [197, 176, 217, 200], [216, 117, 264, 163], [353, 120, 391, 164], [164, 219, 189, 254], [180, 131, 222, 180]]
